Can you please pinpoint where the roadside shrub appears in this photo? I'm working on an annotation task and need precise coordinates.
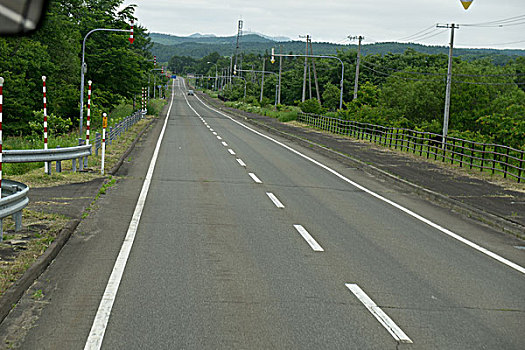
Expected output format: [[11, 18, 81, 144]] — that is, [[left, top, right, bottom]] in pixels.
[[29, 111, 72, 136], [299, 98, 323, 114], [147, 99, 167, 117]]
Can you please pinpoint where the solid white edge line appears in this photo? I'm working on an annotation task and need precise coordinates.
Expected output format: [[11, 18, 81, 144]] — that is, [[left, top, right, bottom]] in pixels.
[[192, 94, 525, 276], [266, 192, 285, 208], [228, 149, 236, 155], [293, 224, 324, 251], [84, 80, 176, 350], [236, 158, 247, 167], [346, 284, 412, 344], [249, 172, 262, 183]]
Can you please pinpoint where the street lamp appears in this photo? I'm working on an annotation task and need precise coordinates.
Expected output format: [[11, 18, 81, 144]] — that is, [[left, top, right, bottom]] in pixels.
[[79, 26, 132, 136]]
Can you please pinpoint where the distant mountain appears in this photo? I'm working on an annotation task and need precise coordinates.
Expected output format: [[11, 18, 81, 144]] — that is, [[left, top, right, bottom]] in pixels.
[[148, 32, 525, 64], [188, 33, 217, 38], [149, 32, 276, 46], [243, 31, 291, 42]]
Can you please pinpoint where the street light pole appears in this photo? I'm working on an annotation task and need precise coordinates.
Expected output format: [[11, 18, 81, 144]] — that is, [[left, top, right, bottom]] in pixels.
[[79, 27, 131, 136]]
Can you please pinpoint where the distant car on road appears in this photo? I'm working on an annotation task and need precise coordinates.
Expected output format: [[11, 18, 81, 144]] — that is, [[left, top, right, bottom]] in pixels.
[[188, 90, 194, 96]]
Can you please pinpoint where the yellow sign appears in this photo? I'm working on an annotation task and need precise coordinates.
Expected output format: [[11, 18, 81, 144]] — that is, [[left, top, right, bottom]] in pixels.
[[460, 0, 473, 10], [103, 116, 107, 128]]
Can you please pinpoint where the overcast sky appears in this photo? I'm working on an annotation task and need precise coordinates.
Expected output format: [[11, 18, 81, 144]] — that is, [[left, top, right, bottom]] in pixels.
[[120, 0, 525, 49]]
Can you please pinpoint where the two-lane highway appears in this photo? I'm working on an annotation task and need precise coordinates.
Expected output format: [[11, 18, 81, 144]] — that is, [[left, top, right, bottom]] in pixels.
[[6, 78, 523, 349], [91, 79, 524, 349]]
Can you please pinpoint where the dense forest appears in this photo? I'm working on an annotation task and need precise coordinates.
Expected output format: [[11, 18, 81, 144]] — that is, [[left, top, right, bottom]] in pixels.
[[0, 0, 158, 136], [179, 49, 525, 149]]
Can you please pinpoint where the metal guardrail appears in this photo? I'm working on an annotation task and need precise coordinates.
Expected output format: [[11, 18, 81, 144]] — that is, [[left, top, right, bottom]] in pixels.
[[3, 144, 92, 163], [298, 112, 525, 183], [3, 144, 92, 174], [0, 180, 29, 241]]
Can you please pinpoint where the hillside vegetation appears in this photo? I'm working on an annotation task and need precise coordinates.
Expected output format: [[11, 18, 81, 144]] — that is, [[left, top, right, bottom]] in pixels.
[[150, 32, 525, 64], [183, 49, 525, 149]]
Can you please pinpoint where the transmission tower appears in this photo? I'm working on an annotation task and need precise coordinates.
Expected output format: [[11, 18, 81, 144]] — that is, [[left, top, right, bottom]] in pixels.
[[234, 19, 243, 76]]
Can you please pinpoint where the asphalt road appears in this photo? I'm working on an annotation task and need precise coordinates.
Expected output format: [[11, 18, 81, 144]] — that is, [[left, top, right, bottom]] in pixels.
[[4, 79, 524, 349]]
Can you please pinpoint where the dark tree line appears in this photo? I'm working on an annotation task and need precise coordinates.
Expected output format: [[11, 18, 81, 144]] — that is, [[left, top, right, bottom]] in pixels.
[[0, 0, 154, 136]]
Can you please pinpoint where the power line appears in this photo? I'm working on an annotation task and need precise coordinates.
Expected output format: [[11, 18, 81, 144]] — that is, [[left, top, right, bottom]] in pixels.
[[361, 63, 525, 85], [396, 24, 436, 41], [460, 14, 525, 27], [453, 80, 525, 85], [481, 39, 525, 46]]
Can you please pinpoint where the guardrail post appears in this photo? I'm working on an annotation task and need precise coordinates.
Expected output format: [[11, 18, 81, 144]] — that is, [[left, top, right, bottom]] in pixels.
[[504, 147, 510, 178], [492, 145, 497, 175], [78, 138, 84, 171], [469, 144, 475, 169], [480, 144, 486, 172], [13, 211, 22, 231], [56, 146, 62, 173], [518, 152, 524, 183], [95, 133, 101, 156], [459, 140, 465, 167], [72, 158, 77, 172], [451, 139, 456, 164]]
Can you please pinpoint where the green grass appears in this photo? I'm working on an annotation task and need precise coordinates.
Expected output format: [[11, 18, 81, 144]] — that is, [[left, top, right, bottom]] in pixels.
[[224, 101, 300, 122]]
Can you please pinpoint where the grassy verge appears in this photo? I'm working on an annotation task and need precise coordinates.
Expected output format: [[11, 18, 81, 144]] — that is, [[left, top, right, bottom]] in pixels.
[[224, 101, 300, 122]]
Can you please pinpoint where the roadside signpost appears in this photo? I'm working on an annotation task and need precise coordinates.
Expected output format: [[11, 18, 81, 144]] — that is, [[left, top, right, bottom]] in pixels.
[[101, 113, 107, 175]]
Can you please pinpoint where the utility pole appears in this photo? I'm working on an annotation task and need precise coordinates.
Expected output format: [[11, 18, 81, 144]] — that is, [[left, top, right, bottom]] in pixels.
[[309, 38, 321, 103], [300, 35, 309, 102], [437, 23, 459, 147], [278, 45, 282, 104], [308, 39, 312, 99], [260, 57, 266, 102], [349, 35, 364, 100]]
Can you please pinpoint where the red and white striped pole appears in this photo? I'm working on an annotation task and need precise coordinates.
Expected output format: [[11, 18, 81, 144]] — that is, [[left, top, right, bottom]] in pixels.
[[101, 113, 107, 175], [86, 80, 92, 145], [142, 87, 145, 112], [0, 77, 4, 200], [129, 20, 134, 44], [42, 76, 48, 174]]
